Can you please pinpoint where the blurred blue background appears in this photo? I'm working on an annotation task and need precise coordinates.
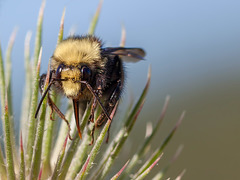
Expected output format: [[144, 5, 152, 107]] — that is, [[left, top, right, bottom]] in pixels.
[[0, 0, 240, 179]]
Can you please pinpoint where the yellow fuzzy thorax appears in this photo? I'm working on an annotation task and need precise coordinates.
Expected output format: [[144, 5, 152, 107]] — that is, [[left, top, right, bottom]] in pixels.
[[52, 37, 102, 66]]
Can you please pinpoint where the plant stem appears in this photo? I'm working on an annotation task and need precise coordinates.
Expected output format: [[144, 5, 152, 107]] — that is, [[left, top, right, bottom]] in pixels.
[[3, 95, 15, 180]]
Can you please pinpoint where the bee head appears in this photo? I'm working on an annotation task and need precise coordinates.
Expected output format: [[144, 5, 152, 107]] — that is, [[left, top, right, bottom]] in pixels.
[[54, 63, 92, 98], [49, 35, 104, 98]]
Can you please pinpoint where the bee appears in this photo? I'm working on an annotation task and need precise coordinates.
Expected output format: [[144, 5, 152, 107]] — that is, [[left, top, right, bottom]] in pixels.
[[35, 35, 145, 142]]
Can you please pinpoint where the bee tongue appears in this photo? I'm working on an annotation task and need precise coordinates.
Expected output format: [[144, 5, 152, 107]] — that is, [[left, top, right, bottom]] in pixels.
[[73, 99, 82, 139]]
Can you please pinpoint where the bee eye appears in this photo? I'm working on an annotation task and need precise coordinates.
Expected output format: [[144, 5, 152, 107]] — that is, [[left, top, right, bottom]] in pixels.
[[56, 64, 64, 79], [81, 65, 91, 81]]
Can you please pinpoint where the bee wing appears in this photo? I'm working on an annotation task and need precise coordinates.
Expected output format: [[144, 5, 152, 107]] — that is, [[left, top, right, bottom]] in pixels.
[[102, 47, 146, 63]]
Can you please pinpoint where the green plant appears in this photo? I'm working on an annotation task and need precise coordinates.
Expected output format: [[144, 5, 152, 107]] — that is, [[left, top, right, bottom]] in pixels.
[[0, 1, 185, 179]]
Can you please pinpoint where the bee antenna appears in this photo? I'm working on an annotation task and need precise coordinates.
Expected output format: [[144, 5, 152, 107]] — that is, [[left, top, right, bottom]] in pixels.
[[80, 80, 112, 121], [35, 80, 55, 118]]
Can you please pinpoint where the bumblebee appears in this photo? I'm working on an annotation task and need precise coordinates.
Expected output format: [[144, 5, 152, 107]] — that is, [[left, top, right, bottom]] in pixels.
[[35, 35, 145, 141]]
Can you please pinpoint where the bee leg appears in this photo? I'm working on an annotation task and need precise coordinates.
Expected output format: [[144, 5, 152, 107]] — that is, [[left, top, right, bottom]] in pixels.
[[89, 125, 95, 145], [102, 80, 122, 143], [47, 94, 73, 140], [106, 123, 112, 143], [95, 113, 105, 126], [92, 86, 121, 144], [94, 111, 112, 143], [109, 80, 121, 107], [48, 99, 55, 121], [89, 113, 104, 145], [100, 80, 121, 125], [89, 97, 97, 123]]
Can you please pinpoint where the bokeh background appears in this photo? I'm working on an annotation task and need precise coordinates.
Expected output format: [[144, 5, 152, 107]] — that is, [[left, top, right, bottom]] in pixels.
[[0, 0, 240, 179]]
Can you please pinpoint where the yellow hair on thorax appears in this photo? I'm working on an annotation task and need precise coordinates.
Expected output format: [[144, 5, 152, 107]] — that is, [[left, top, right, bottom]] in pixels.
[[53, 37, 101, 66]]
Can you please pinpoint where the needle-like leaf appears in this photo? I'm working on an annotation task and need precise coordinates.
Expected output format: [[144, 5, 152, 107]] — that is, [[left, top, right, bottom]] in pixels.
[[42, 9, 66, 178], [19, 132, 25, 180], [135, 154, 163, 180], [57, 8, 66, 44], [133, 111, 185, 179], [88, 0, 103, 35], [152, 145, 184, 180], [175, 169, 186, 180], [29, 48, 46, 180], [0, 40, 7, 180], [122, 96, 170, 178], [51, 135, 68, 180], [0, 42, 5, 114], [5, 28, 19, 170], [20, 31, 32, 143], [26, 1, 45, 173], [110, 160, 129, 180], [3, 93, 15, 180], [119, 24, 126, 47]]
